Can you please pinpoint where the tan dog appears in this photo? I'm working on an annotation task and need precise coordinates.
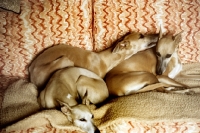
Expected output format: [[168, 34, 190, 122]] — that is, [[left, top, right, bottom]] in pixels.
[[29, 32, 158, 89], [38, 67, 109, 108], [38, 67, 107, 133], [105, 30, 188, 96]]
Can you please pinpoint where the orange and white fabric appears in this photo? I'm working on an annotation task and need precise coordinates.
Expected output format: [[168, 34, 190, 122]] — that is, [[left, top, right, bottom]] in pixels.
[[0, 0, 199, 90]]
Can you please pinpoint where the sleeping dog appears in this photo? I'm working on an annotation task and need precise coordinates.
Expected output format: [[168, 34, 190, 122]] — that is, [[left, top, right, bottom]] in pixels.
[[105, 29, 188, 96], [29, 32, 158, 89], [38, 67, 108, 133]]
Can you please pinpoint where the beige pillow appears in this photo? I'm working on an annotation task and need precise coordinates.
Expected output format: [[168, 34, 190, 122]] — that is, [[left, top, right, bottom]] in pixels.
[[0, 0, 20, 13]]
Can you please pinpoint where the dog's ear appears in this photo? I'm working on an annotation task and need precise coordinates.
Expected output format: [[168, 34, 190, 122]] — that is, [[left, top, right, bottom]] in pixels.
[[76, 75, 94, 105], [76, 75, 88, 98], [173, 31, 183, 44], [112, 43, 120, 53], [59, 100, 73, 114], [112, 41, 129, 53], [61, 105, 73, 122], [57, 100, 71, 108]]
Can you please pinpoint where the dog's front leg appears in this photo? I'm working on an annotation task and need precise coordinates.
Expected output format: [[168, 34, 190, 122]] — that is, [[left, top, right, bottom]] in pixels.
[[30, 56, 74, 89]]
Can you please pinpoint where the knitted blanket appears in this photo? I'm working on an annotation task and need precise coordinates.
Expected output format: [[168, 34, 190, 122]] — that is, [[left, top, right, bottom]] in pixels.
[[1, 63, 200, 133]]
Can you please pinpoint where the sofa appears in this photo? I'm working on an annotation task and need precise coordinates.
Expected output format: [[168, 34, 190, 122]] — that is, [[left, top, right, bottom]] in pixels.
[[0, 0, 200, 132]]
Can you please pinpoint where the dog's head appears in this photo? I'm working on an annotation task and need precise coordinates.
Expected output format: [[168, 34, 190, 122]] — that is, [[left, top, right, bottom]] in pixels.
[[156, 29, 183, 75], [61, 104, 100, 133], [113, 32, 158, 59]]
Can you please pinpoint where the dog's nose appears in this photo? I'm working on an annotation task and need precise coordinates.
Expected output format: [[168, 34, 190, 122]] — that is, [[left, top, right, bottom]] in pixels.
[[95, 128, 100, 133], [156, 68, 162, 75], [156, 70, 162, 75]]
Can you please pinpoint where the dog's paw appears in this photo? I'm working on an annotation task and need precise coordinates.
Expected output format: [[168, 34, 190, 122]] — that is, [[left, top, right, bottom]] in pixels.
[[82, 98, 91, 105], [185, 90, 195, 95], [168, 89, 196, 95], [164, 87, 176, 91]]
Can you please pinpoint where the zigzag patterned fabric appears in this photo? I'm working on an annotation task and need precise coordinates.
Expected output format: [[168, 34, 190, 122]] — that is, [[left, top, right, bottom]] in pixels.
[[93, 0, 200, 57], [0, 0, 200, 89]]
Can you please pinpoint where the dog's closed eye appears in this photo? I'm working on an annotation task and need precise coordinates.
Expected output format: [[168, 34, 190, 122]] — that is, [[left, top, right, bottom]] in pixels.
[[139, 34, 145, 39], [156, 52, 161, 57], [166, 54, 172, 58], [79, 118, 87, 122]]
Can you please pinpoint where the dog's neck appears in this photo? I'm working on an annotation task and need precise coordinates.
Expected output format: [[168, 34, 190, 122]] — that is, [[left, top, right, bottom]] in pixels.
[[97, 46, 125, 77]]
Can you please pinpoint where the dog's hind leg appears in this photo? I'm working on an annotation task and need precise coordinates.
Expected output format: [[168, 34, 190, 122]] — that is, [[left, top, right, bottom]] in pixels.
[[30, 56, 74, 89], [106, 71, 160, 96]]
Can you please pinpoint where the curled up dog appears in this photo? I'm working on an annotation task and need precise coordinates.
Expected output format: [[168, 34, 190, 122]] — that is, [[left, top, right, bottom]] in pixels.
[[105, 29, 189, 96], [38, 67, 108, 133], [29, 32, 158, 89]]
